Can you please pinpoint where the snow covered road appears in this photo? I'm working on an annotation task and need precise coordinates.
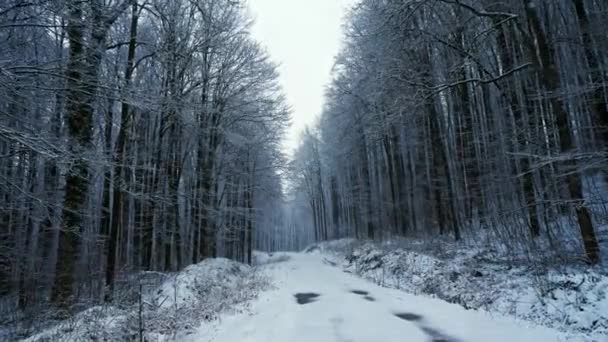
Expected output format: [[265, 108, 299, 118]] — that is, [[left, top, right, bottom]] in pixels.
[[186, 253, 571, 342]]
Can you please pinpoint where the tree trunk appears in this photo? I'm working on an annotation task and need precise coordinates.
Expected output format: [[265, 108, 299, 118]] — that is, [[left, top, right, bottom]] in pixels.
[[494, 21, 541, 237], [573, 0, 608, 151], [105, 0, 139, 302], [52, 0, 88, 311], [524, 0, 600, 263]]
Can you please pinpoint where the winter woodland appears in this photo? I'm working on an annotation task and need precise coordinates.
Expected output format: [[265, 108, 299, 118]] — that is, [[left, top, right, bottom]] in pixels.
[[291, 0, 608, 263], [1, 0, 289, 316], [1, 0, 608, 339]]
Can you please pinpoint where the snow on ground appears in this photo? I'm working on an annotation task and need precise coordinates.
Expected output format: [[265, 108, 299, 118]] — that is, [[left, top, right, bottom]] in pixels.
[[13, 243, 605, 341], [20, 258, 269, 341], [156, 258, 255, 309], [186, 252, 579, 342], [310, 239, 608, 341]]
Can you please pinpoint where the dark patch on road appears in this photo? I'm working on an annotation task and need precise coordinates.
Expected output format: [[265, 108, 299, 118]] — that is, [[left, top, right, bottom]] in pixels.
[[421, 326, 459, 341], [350, 289, 374, 301], [350, 290, 369, 296], [393, 312, 461, 342], [420, 325, 460, 342], [394, 312, 423, 321], [294, 292, 320, 305]]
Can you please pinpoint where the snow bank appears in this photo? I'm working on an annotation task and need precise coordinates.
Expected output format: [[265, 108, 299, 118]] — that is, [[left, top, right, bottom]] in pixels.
[[155, 258, 251, 309], [22, 258, 270, 341], [312, 239, 608, 341]]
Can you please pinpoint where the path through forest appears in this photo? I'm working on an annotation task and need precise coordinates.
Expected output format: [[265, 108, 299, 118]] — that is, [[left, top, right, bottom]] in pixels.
[[186, 253, 568, 342]]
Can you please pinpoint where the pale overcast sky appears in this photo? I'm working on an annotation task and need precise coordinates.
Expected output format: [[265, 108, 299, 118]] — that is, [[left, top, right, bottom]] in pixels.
[[248, 0, 352, 154]]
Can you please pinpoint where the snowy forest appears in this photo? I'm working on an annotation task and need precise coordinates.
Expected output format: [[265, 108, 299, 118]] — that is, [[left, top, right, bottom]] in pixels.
[[0, 0, 290, 316], [1, 0, 608, 340], [291, 0, 607, 263]]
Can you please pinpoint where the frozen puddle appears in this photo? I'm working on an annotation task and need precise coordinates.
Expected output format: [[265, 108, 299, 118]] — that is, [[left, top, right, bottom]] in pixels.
[[185, 253, 570, 342]]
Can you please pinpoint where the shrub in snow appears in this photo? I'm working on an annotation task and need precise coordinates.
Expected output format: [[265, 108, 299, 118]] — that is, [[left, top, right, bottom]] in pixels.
[[317, 239, 608, 341], [22, 258, 270, 341]]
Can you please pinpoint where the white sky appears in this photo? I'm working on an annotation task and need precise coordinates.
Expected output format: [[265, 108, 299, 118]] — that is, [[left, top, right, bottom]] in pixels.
[[248, 0, 352, 155]]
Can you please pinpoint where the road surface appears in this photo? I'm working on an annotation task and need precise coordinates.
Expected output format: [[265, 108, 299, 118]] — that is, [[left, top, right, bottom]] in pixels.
[[187, 252, 566, 342]]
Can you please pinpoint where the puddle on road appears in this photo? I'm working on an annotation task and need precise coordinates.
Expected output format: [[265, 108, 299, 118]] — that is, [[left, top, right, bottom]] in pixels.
[[350, 290, 369, 296], [349, 289, 375, 301], [294, 292, 321, 305], [421, 326, 460, 342], [393, 312, 461, 342], [393, 312, 423, 321]]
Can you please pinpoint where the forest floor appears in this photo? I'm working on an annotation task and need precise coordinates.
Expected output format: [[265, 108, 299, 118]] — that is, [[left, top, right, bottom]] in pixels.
[[185, 251, 580, 342], [306, 238, 608, 341]]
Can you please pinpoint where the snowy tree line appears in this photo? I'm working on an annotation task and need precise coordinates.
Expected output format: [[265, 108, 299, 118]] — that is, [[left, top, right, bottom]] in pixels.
[[292, 0, 607, 264], [0, 0, 289, 315]]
